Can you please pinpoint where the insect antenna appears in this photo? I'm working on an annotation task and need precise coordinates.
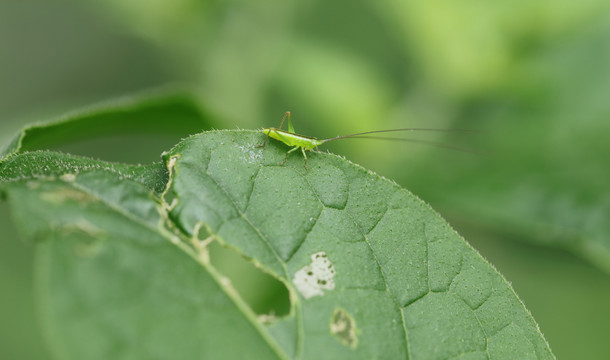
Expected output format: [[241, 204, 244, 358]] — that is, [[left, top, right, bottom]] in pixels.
[[319, 128, 482, 153], [325, 135, 481, 154], [321, 128, 480, 143]]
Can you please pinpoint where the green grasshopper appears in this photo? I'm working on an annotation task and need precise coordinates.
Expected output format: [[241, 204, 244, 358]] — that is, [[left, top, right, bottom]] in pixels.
[[259, 111, 473, 168]]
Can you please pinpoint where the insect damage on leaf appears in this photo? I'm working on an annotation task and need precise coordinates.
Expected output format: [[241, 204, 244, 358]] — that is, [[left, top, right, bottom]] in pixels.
[[162, 155, 180, 212], [62, 218, 105, 237], [69, 225, 105, 258], [330, 308, 358, 349], [293, 251, 336, 299], [191, 222, 216, 264], [207, 241, 292, 317], [60, 173, 77, 182], [39, 187, 96, 205]]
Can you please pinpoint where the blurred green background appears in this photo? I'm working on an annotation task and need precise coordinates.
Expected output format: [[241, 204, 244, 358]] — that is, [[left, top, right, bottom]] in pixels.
[[2, 0, 610, 358]]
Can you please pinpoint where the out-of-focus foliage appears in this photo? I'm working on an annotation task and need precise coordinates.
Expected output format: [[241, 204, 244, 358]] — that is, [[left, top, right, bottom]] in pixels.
[[89, 0, 610, 274], [1, 0, 610, 358]]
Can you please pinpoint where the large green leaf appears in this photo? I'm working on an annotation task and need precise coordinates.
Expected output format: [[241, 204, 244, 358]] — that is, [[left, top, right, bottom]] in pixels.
[[163, 130, 553, 359], [0, 129, 554, 358]]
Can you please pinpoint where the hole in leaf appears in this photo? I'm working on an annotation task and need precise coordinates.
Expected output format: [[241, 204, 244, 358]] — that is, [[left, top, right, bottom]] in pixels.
[[208, 241, 291, 318]]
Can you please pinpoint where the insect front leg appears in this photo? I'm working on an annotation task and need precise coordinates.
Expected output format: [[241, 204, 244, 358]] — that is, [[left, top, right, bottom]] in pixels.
[[256, 129, 271, 148], [281, 146, 300, 165]]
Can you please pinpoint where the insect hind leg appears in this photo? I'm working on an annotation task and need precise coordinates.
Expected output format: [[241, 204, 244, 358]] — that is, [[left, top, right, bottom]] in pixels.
[[278, 111, 291, 130]]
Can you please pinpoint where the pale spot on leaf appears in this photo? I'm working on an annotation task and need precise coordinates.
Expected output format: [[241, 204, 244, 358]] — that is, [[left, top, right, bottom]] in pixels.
[[293, 251, 336, 299], [330, 308, 358, 348]]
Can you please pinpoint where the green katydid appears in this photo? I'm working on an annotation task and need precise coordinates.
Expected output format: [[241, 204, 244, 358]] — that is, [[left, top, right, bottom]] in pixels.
[[259, 111, 476, 168]]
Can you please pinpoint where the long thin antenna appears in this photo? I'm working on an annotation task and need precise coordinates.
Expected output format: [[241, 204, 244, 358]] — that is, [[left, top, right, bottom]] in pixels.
[[325, 135, 482, 154], [321, 128, 480, 143]]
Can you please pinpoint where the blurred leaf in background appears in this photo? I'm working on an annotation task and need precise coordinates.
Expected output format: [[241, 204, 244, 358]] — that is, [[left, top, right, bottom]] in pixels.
[[0, 1, 186, 359], [2, 0, 610, 358]]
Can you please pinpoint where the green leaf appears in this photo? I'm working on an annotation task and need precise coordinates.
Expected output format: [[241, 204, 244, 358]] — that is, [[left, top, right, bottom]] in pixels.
[[0, 153, 284, 360], [164, 130, 554, 359], [1, 88, 211, 164], [0, 151, 168, 195], [0, 128, 554, 359]]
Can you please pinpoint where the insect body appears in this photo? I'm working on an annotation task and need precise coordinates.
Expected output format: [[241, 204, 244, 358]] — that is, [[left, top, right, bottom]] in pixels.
[[259, 111, 474, 168], [259, 112, 324, 168]]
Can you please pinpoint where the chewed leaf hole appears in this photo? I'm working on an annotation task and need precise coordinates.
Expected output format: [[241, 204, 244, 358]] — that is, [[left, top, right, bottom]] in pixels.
[[207, 241, 290, 318]]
